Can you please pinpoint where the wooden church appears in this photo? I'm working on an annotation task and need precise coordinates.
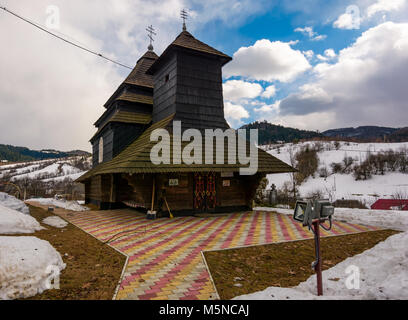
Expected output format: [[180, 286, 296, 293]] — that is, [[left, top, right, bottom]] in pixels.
[[77, 19, 294, 215]]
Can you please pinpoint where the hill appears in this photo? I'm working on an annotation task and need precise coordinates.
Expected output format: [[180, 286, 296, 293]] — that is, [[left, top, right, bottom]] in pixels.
[[0, 144, 91, 162], [322, 126, 399, 141], [388, 127, 408, 142], [240, 121, 322, 144]]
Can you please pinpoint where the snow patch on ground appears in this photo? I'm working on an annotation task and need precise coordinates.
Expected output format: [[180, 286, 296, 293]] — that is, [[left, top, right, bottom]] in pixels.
[[42, 216, 68, 228], [26, 198, 89, 212], [0, 236, 66, 300], [42, 171, 86, 182], [0, 192, 29, 215], [254, 207, 408, 231], [0, 204, 43, 234], [234, 231, 408, 300]]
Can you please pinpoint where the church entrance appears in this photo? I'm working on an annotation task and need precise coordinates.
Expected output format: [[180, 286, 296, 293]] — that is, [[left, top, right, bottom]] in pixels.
[[193, 172, 217, 212]]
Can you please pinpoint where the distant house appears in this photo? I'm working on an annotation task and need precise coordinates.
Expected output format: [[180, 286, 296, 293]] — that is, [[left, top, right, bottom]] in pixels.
[[371, 199, 408, 211]]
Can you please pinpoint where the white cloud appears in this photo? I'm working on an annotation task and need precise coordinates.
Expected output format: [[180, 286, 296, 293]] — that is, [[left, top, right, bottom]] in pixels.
[[224, 102, 249, 128], [367, 0, 406, 18], [294, 26, 314, 37], [317, 49, 337, 61], [312, 34, 327, 41], [254, 101, 280, 114], [324, 49, 337, 58], [333, 12, 359, 30], [316, 54, 328, 61], [295, 26, 327, 41], [224, 39, 311, 83], [258, 110, 336, 132], [274, 22, 408, 131], [261, 85, 277, 99], [334, 1, 407, 30], [223, 80, 263, 102], [302, 50, 314, 60]]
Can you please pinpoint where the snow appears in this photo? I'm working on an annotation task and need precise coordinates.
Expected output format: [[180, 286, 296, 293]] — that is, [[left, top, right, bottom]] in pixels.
[[266, 141, 408, 206], [9, 162, 83, 181], [0, 192, 29, 215], [234, 231, 408, 300], [42, 216, 68, 228], [0, 236, 66, 300], [12, 163, 59, 180], [0, 156, 90, 182], [255, 207, 408, 231], [42, 171, 86, 182], [26, 198, 89, 212], [0, 204, 43, 235]]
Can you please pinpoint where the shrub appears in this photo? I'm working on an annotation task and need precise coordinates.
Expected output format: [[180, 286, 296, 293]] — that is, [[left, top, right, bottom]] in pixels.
[[306, 189, 324, 200], [294, 145, 319, 184], [352, 148, 407, 180], [333, 199, 367, 209], [318, 166, 329, 178], [254, 177, 268, 205], [330, 162, 343, 174]]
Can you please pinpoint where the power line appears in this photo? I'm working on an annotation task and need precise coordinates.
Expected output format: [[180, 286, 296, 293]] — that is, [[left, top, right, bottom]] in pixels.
[[0, 6, 133, 70]]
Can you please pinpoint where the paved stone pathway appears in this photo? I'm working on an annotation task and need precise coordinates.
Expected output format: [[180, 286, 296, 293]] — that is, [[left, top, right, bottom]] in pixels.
[[52, 208, 379, 300]]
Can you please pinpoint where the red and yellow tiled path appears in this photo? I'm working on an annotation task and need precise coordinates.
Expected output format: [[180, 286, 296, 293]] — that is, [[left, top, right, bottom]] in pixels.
[[57, 209, 379, 300]]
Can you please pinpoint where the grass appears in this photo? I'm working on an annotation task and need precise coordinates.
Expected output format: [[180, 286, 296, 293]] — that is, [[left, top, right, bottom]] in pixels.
[[3, 205, 127, 300], [204, 229, 399, 300]]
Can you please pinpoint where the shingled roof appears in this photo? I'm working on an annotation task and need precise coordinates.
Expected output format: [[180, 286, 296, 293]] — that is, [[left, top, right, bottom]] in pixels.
[[147, 31, 232, 74], [78, 114, 295, 182], [116, 92, 153, 105], [103, 50, 158, 108], [90, 111, 152, 142], [124, 50, 158, 88]]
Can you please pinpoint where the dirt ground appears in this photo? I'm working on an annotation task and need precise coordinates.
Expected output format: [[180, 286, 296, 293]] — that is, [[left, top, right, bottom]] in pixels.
[[204, 229, 399, 300], [11, 205, 127, 300]]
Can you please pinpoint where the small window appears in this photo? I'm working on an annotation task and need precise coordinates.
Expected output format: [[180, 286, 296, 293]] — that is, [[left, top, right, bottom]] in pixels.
[[98, 137, 104, 164], [165, 74, 170, 83]]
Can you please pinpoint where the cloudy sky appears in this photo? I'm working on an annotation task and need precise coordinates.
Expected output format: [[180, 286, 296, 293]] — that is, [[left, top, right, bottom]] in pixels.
[[1, 0, 407, 151]]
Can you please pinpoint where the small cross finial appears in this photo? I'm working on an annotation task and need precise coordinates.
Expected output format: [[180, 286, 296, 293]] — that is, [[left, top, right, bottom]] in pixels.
[[146, 25, 156, 51], [180, 9, 188, 31]]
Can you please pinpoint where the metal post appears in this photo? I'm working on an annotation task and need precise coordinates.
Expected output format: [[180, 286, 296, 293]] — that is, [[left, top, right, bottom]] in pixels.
[[312, 220, 323, 296]]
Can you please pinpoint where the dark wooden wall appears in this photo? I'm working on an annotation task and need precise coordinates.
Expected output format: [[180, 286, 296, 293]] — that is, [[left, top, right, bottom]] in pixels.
[[92, 122, 148, 168], [112, 123, 146, 158], [92, 127, 114, 167], [217, 174, 247, 208], [175, 52, 228, 130], [152, 53, 178, 123], [152, 50, 229, 130]]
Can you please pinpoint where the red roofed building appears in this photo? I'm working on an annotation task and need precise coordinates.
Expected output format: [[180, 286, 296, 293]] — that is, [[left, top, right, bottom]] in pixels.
[[371, 199, 408, 211]]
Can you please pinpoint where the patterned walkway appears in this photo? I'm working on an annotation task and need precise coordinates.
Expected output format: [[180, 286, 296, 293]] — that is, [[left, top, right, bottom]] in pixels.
[[56, 209, 379, 300]]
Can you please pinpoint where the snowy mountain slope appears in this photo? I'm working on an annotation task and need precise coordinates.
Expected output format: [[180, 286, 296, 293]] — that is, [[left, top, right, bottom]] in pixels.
[[0, 156, 91, 183], [265, 141, 408, 206]]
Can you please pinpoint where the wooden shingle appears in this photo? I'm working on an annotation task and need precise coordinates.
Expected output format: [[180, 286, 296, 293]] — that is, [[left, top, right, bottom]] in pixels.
[[78, 114, 295, 182]]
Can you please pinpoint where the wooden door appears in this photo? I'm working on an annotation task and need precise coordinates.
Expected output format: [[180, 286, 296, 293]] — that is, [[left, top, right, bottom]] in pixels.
[[194, 173, 217, 212]]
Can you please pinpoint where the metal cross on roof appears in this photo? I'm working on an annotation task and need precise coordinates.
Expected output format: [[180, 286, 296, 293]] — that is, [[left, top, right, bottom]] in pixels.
[[146, 25, 156, 51], [180, 9, 188, 31]]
